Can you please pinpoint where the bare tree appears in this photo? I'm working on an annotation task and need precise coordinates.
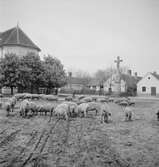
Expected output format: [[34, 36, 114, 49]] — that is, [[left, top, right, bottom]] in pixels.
[[72, 69, 92, 86], [94, 66, 129, 84]]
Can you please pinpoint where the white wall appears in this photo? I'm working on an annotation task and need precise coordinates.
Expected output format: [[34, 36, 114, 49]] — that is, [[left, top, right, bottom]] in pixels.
[[0, 48, 2, 58], [121, 79, 126, 92], [0, 46, 38, 58], [103, 77, 126, 93], [1, 87, 18, 94], [137, 73, 159, 95]]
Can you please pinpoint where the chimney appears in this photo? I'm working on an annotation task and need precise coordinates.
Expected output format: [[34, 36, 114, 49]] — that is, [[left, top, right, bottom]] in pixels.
[[127, 70, 132, 76]]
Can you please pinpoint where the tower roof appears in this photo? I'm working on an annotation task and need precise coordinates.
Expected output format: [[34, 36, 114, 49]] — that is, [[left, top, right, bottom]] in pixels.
[[0, 26, 41, 51]]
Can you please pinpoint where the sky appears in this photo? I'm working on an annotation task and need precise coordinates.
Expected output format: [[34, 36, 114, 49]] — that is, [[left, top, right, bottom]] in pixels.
[[1, 0, 159, 76]]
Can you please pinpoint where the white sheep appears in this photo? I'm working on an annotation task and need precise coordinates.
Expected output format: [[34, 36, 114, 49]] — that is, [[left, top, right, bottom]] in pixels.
[[54, 103, 70, 120], [19, 99, 31, 117], [9, 97, 17, 112], [87, 102, 101, 115], [77, 103, 89, 117], [124, 106, 133, 121], [100, 103, 112, 123], [64, 101, 78, 117], [37, 103, 56, 116]]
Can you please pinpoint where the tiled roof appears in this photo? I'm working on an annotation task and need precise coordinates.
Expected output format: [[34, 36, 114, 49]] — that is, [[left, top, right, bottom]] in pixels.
[[0, 26, 40, 51], [151, 72, 159, 80]]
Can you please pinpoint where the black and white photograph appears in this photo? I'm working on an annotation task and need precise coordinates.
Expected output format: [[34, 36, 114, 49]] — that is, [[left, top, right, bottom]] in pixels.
[[0, 0, 159, 166]]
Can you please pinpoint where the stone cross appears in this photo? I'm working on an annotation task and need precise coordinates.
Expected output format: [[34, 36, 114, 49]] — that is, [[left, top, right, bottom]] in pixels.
[[114, 56, 123, 70], [114, 56, 123, 95]]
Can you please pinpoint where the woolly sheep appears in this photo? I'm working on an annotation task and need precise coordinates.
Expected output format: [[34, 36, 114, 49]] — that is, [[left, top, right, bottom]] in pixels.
[[8, 97, 17, 112], [54, 103, 70, 120], [87, 102, 101, 115], [5, 97, 17, 116], [124, 106, 133, 121], [65, 96, 73, 101], [81, 97, 93, 103], [64, 101, 78, 117], [37, 103, 56, 116], [19, 99, 31, 117], [100, 103, 112, 123], [77, 103, 89, 117]]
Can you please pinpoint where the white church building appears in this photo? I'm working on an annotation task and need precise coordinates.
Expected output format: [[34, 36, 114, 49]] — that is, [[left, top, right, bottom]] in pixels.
[[137, 72, 159, 96]]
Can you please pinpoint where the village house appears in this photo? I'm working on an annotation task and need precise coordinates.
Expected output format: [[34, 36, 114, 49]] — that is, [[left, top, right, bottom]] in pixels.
[[137, 72, 159, 96], [0, 25, 40, 58], [88, 78, 100, 91], [0, 25, 41, 94], [103, 70, 141, 96]]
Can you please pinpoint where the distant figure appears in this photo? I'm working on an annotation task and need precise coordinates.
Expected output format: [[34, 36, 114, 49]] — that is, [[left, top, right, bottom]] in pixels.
[[156, 110, 159, 121]]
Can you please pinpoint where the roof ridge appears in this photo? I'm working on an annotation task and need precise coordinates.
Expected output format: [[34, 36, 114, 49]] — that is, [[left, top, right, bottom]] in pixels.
[[4, 27, 17, 44], [0, 26, 40, 51], [16, 25, 20, 44]]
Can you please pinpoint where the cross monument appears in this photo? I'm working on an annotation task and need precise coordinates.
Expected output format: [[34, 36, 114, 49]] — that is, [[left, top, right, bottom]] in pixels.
[[114, 56, 123, 95]]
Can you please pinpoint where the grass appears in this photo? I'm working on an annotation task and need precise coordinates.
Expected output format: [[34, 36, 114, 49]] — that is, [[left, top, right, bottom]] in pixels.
[[0, 98, 159, 167]]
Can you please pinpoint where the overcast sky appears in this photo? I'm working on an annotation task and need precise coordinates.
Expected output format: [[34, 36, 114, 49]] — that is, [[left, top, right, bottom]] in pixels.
[[1, 0, 159, 76]]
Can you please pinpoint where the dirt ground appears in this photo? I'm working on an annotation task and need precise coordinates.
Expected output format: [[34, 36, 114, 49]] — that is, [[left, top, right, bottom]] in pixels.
[[0, 98, 159, 167]]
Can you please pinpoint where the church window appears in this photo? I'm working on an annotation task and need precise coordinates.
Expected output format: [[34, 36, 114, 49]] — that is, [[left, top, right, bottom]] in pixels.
[[142, 86, 146, 92]]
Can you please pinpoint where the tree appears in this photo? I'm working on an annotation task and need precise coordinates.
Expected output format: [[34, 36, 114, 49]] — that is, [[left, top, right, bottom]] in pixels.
[[94, 68, 116, 85], [73, 70, 92, 86], [94, 66, 129, 85], [19, 52, 44, 93], [43, 55, 67, 93], [0, 54, 20, 95]]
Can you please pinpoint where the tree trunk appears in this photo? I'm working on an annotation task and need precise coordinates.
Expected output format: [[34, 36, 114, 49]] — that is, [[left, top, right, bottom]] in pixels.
[[31, 85, 33, 94], [36, 86, 39, 94], [11, 87, 14, 95]]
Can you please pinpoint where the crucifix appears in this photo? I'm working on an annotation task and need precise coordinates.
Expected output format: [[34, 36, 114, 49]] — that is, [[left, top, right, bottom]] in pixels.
[[114, 56, 123, 71], [114, 56, 123, 95]]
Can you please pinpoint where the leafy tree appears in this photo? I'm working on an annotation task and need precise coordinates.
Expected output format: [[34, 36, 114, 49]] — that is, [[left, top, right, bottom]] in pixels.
[[19, 52, 44, 93], [0, 54, 20, 95], [43, 55, 67, 93]]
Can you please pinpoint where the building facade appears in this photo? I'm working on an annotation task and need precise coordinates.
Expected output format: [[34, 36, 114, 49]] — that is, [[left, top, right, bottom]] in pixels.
[[0, 25, 40, 58], [137, 72, 159, 96], [0, 25, 41, 94], [103, 70, 141, 95]]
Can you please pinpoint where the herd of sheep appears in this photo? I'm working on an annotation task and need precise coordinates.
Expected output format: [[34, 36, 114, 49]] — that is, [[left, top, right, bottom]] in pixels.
[[4, 93, 136, 123]]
